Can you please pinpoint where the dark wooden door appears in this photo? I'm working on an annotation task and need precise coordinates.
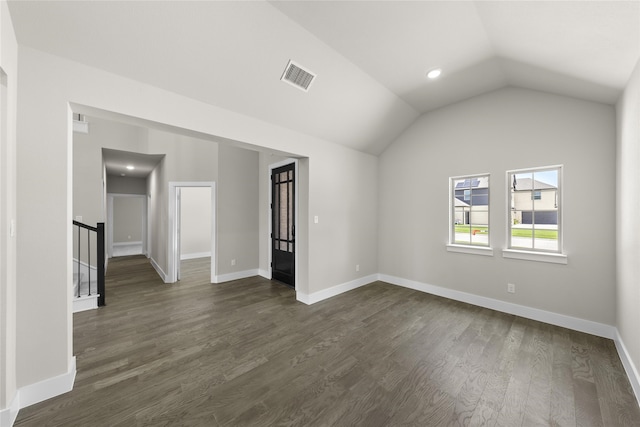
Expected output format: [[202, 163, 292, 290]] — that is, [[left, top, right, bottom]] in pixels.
[[271, 163, 295, 287]]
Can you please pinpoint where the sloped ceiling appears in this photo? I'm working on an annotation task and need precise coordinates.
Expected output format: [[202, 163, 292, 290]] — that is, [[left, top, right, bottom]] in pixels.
[[7, 1, 640, 155]]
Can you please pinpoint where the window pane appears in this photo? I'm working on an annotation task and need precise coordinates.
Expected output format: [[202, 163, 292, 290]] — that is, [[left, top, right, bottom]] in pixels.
[[451, 174, 489, 247], [454, 223, 471, 244], [508, 167, 561, 253], [510, 217, 533, 249], [470, 225, 488, 245], [472, 193, 488, 206], [279, 184, 288, 240], [453, 178, 469, 189]]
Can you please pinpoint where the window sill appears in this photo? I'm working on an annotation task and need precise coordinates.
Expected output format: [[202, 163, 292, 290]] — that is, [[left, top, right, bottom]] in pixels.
[[446, 244, 494, 257], [502, 249, 567, 265]]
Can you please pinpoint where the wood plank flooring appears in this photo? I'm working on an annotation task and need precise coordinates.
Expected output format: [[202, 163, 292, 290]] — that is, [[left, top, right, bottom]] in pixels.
[[15, 255, 640, 426]]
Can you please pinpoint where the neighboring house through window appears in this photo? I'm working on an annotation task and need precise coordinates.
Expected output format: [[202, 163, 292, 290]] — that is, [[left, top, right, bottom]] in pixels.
[[450, 174, 490, 246], [508, 166, 562, 252]]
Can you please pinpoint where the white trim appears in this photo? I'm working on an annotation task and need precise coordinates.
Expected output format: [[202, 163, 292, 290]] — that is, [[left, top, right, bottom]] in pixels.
[[72, 119, 89, 134], [112, 241, 143, 247], [168, 182, 216, 284], [296, 292, 311, 305], [18, 357, 76, 409], [378, 274, 615, 339], [258, 269, 270, 279], [268, 159, 299, 290], [449, 172, 491, 247], [446, 244, 494, 256], [150, 257, 169, 283], [506, 164, 564, 255], [502, 249, 568, 264], [72, 294, 99, 313], [180, 251, 211, 261], [0, 392, 19, 427], [213, 269, 259, 284], [614, 330, 640, 407], [296, 274, 378, 305], [72, 257, 97, 272]]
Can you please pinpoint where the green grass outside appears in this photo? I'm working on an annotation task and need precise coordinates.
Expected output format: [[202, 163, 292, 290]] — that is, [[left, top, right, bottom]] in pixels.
[[454, 225, 557, 240], [454, 225, 488, 233], [511, 229, 557, 239]]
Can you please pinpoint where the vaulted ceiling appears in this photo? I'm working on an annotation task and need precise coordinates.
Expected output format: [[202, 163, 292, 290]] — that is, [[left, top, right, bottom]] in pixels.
[[8, 1, 640, 155]]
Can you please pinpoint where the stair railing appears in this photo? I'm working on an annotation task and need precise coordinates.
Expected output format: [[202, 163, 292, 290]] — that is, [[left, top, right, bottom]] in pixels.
[[72, 220, 106, 306]]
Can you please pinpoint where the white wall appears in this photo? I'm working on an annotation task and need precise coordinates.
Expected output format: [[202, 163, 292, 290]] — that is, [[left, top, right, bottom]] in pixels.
[[106, 175, 146, 195], [217, 144, 259, 276], [15, 45, 378, 400], [145, 129, 218, 276], [0, 0, 18, 420], [616, 59, 640, 385], [112, 196, 143, 243], [379, 87, 616, 325], [180, 186, 211, 258], [74, 117, 147, 226], [73, 118, 147, 265]]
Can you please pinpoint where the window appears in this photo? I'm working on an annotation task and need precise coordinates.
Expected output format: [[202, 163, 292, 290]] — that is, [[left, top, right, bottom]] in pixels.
[[508, 166, 562, 253], [450, 174, 490, 247]]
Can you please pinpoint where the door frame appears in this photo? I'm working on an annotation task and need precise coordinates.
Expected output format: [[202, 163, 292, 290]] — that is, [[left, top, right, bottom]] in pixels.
[[168, 181, 216, 284], [106, 193, 148, 258], [268, 159, 298, 290]]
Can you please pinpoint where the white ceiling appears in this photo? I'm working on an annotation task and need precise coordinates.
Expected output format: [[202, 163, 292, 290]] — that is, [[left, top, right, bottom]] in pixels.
[[8, 1, 640, 155], [102, 148, 164, 179]]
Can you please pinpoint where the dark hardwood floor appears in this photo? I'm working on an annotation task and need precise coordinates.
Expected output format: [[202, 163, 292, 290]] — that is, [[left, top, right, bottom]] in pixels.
[[15, 255, 640, 426]]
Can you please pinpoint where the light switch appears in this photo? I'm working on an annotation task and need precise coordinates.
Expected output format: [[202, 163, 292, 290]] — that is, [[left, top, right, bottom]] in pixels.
[[314, 216, 319, 224]]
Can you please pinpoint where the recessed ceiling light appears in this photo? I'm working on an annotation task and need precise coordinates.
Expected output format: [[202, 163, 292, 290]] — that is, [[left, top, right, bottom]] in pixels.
[[126, 165, 135, 170], [121, 173, 126, 177], [426, 68, 442, 79]]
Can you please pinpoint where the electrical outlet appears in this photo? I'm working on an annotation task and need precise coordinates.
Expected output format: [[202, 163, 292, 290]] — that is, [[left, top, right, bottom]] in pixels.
[[507, 283, 515, 293], [231, 259, 236, 266], [356, 264, 360, 272]]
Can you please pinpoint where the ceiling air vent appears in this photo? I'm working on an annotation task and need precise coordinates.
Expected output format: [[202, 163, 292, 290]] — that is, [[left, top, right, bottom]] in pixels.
[[281, 60, 315, 92]]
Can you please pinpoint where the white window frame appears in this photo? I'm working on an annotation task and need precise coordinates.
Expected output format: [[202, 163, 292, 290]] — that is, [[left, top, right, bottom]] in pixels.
[[503, 165, 567, 264], [447, 173, 493, 256]]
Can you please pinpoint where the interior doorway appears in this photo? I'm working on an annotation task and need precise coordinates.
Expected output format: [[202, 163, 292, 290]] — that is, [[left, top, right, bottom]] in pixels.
[[168, 182, 216, 283]]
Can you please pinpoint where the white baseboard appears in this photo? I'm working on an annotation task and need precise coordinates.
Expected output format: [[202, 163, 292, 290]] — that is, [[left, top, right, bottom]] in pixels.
[[296, 274, 378, 305], [150, 257, 169, 283], [213, 269, 259, 284], [72, 294, 99, 313], [258, 269, 270, 279], [614, 330, 640, 407], [112, 241, 142, 247], [0, 392, 19, 427], [379, 274, 616, 339], [18, 357, 76, 410], [180, 252, 211, 261], [73, 258, 98, 271]]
